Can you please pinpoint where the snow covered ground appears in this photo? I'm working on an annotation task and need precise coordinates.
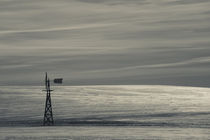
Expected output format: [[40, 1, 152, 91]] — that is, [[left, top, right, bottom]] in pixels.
[[0, 85, 210, 139]]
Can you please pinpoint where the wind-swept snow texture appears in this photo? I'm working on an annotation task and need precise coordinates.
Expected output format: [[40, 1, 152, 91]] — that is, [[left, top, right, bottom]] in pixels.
[[0, 85, 210, 139]]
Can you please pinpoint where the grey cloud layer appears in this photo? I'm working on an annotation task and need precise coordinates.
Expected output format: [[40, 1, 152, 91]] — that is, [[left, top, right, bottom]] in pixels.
[[0, 0, 210, 86]]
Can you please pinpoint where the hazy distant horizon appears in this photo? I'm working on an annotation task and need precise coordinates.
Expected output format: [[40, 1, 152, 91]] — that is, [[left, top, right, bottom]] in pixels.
[[1, 83, 210, 88], [0, 0, 210, 87]]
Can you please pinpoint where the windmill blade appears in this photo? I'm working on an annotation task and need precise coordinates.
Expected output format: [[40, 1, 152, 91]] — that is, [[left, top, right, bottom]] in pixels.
[[45, 72, 48, 89]]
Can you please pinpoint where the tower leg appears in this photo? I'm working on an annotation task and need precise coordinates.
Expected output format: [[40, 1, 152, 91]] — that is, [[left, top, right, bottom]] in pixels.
[[43, 79, 54, 126]]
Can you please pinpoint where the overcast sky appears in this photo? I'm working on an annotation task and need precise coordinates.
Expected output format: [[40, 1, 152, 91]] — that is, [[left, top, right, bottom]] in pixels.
[[0, 0, 210, 87]]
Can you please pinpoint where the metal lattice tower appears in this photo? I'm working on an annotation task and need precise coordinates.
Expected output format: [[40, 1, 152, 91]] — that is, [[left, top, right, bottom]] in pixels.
[[43, 73, 54, 126]]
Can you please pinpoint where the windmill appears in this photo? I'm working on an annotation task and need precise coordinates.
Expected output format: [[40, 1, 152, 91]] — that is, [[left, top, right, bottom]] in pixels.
[[43, 72, 63, 126]]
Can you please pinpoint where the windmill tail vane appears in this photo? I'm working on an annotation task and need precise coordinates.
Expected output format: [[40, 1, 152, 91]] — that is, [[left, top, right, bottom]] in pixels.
[[54, 78, 63, 84]]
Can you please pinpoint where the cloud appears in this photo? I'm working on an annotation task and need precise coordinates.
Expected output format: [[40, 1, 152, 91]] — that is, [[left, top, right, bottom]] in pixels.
[[75, 0, 150, 5], [0, 0, 210, 86], [167, 0, 210, 5], [0, 23, 119, 35], [0, 64, 31, 69], [83, 56, 210, 73]]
